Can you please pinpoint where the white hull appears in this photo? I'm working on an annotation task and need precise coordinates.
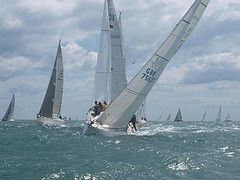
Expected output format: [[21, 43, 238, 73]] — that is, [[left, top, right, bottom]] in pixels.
[[85, 111, 131, 136], [37, 116, 64, 126], [9, 118, 15, 122]]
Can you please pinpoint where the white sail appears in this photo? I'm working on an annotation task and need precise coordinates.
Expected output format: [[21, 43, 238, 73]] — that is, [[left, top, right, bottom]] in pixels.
[[97, 0, 210, 129], [2, 94, 15, 121], [166, 113, 171, 121], [201, 110, 206, 121], [174, 108, 183, 122], [39, 40, 63, 118], [93, 0, 127, 103], [225, 112, 231, 122], [216, 105, 221, 122]]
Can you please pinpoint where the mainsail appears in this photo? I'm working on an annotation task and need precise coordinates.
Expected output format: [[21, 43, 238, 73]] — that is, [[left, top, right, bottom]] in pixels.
[[216, 105, 221, 122], [2, 94, 15, 121], [174, 108, 183, 121], [93, 0, 127, 103], [97, 0, 210, 129], [39, 41, 63, 118]]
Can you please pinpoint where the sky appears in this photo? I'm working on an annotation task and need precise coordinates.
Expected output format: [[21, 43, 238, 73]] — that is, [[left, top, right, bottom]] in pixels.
[[0, 0, 240, 121]]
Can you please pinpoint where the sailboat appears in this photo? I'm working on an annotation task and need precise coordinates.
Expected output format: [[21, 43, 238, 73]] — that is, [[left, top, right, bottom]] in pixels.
[[201, 110, 206, 121], [157, 114, 162, 121], [37, 40, 64, 126], [2, 94, 15, 121], [224, 113, 231, 122], [174, 108, 183, 122], [166, 113, 171, 121], [84, 0, 210, 134], [216, 105, 221, 122], [87, 0, 127, 121]]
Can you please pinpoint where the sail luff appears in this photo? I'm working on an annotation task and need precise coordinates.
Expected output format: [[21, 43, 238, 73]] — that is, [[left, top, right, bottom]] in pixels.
[[97, 0, 209, 128]]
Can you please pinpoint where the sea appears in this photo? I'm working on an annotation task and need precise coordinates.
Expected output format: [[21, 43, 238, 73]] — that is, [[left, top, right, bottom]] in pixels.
[[0, 120, 240, 180]]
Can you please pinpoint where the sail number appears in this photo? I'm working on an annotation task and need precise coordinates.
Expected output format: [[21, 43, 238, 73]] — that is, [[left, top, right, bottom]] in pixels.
[[109, 14, 115, 21], [141, 68, 156, 83]]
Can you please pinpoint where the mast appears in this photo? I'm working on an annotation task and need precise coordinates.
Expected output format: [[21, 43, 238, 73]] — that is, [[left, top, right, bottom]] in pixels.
[[39, 41, 63, 118], [97, 0, 210, 128]]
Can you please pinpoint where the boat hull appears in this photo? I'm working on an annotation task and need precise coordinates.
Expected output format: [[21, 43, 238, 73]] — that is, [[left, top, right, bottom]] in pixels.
[[37, 116, 64, 126]]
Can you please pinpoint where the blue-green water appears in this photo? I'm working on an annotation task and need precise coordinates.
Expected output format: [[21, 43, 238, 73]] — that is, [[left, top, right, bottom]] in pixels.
[[0, 120, 240, 180]]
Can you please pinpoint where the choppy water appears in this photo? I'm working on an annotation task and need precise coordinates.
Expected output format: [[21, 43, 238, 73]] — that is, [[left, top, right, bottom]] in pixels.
[[0, 120, 240, 180]]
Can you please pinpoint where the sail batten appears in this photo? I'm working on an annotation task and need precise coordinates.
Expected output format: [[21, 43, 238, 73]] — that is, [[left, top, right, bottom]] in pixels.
[[97, 0, 210, 128]]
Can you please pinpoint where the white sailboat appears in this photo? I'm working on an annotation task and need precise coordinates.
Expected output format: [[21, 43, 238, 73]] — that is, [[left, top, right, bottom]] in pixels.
[[37, 40, 65, 126], [84, 0, 210, 134], [87, 0, 127, 122], [224, 113, 231, 122], [201, 110, 206, 121], [216, 105, 221, 122], [166, 113, 171, 121], [2, 94, 15, 121], [174, 108, 183, 122]]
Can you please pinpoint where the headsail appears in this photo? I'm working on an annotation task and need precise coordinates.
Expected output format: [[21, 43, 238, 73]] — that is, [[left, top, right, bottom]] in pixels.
[[39, 41, 63, 118], [97, 0, 210, 128], [2, 94, 15, 121], [216, 104, 221, 122], [93, 0, 127, 103]]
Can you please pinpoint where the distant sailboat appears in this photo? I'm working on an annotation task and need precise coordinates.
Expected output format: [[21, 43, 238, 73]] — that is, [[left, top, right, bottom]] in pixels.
[[216, 105, 221, 122], [2, 94, 15, 121], [174, 108, 183, 122], [37, 40, 64, 126], [201, 110, 206, 121], [83, 0, 210, 134], [224, 113, 231, 122], [157, 114, 162, 121], [166, 113, 171, 121]]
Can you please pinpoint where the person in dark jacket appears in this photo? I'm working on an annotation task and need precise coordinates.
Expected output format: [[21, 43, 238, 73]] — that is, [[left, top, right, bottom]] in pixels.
[[129, 114, 137, 131], [96, 102, 103, 115]]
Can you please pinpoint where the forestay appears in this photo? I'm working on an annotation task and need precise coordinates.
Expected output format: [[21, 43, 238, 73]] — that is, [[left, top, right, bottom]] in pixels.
[[39, 41, 63, 118], [93, 0, 127, 103], [97, 0, 210, 128]]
